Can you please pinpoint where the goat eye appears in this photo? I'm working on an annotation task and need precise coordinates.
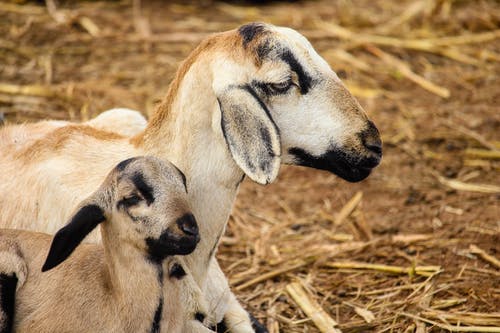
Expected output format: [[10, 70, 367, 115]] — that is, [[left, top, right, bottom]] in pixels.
[[268, 80, 293, 94], [120, 194, 142, 207]]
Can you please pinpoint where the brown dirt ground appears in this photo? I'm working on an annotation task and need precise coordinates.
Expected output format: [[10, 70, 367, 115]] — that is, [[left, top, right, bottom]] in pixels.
[[1, 0, 499, 332]]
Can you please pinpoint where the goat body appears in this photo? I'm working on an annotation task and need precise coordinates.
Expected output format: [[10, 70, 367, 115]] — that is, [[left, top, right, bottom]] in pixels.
[[0, 157, 213, 333], [0, 229, 210, 333]]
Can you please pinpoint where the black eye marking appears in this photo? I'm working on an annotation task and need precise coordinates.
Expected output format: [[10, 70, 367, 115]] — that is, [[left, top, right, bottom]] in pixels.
[[268, 80, 293, 93], [169, 262, 186, 279], [253, 79, 294, 96], [280, 49, 313, 94], [117, 193, 142, 209], [132, 172, 155, 205], [238, 22, 267, 47]]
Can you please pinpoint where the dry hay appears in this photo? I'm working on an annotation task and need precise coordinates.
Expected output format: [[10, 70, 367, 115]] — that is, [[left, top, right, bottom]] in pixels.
[[1, 0, 499, 332]]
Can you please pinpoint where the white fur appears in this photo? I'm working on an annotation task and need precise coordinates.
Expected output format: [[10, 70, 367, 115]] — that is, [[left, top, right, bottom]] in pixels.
[[0, 23, 379, 333], [87, 108, 147, 136]]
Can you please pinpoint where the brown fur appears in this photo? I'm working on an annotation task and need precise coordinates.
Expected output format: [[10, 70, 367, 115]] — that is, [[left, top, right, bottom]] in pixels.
[[133, 30, 249, 147], [0, 157, 212, 333], [20, 125, 124, 162]]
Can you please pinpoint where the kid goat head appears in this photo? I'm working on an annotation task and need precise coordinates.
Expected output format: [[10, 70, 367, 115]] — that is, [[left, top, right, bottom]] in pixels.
[[42, 156, 198, 271], [212, 22, 382, 184]]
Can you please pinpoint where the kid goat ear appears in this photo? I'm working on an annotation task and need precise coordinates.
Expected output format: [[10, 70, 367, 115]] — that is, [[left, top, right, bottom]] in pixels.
[[42, 203, 106, 272]]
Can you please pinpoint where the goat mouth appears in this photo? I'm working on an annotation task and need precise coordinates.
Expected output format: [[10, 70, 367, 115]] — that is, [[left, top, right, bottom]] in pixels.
[[146, 232, 199, 263], [288, 147, 381, 182]]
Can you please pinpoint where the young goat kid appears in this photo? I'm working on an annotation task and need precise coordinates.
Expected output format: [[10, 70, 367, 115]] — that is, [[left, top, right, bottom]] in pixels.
[[0, 156, 213, 333]]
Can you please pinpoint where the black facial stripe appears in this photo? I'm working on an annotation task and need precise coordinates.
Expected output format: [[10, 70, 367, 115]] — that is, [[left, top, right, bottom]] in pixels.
[[156, 265, 164, 282], [146, 236, 169, 265], [132, 172, 155, 205], [149, 265, 164, 333], [115, 157, 138, 171], [238, 22, 267, 47], [150, 296, 163, 333], [280, 49, 313, 94], [169, 263, 186, 280], [0, 273, 17, 333]]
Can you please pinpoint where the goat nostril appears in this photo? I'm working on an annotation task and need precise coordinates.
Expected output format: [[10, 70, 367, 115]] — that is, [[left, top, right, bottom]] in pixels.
[[176, 213, 199, 237], [361, 121, 382, 157], [366, 142, 382, 155]]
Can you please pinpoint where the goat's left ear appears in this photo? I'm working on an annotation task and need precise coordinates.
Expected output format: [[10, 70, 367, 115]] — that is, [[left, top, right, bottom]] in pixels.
[[42, 203, 106, 272], [217, 86, 281, 184]]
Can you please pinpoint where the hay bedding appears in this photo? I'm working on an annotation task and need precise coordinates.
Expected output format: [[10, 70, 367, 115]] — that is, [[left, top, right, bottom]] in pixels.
[[1, 0, 499, 331]]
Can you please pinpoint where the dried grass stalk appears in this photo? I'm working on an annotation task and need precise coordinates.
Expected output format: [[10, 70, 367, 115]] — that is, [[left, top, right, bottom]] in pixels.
[[326, 261, 441, 277], [402, 312, 500, 332], [469, 245, 500, 269], [443, 120, 499, 151], [465, 149, 500, 160], [377, 0, 426, 33], [431, 298, 468, 310], [344, 302, 375, 323], [78, 17, 101, 37], [286, 282, 342, 333], [234, 260, 312, 291], [317, 21, 500, 49], [0, 2, 45, 15], [365, 45, 450, 98], [0, 83, 55, 97], [421, 309, 500, 327], [334, 191, 363, 226], [436, 175, 500, 194]]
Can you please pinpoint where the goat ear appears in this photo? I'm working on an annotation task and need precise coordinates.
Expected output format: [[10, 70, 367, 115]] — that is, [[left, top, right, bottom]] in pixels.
[[42, 204, 106, 272], [217, 86, 281, 184]]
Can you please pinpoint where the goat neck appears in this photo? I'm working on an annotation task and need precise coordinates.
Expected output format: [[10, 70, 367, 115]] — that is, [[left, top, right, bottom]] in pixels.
[[100, 222, 164, 332], [133, 43, 245, 283]]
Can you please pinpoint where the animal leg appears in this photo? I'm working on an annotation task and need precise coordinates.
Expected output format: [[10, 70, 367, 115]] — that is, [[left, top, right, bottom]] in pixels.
[[0, 241, 26, 333], [205, 259, 263, 333], [0, 272, 17, 333]]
